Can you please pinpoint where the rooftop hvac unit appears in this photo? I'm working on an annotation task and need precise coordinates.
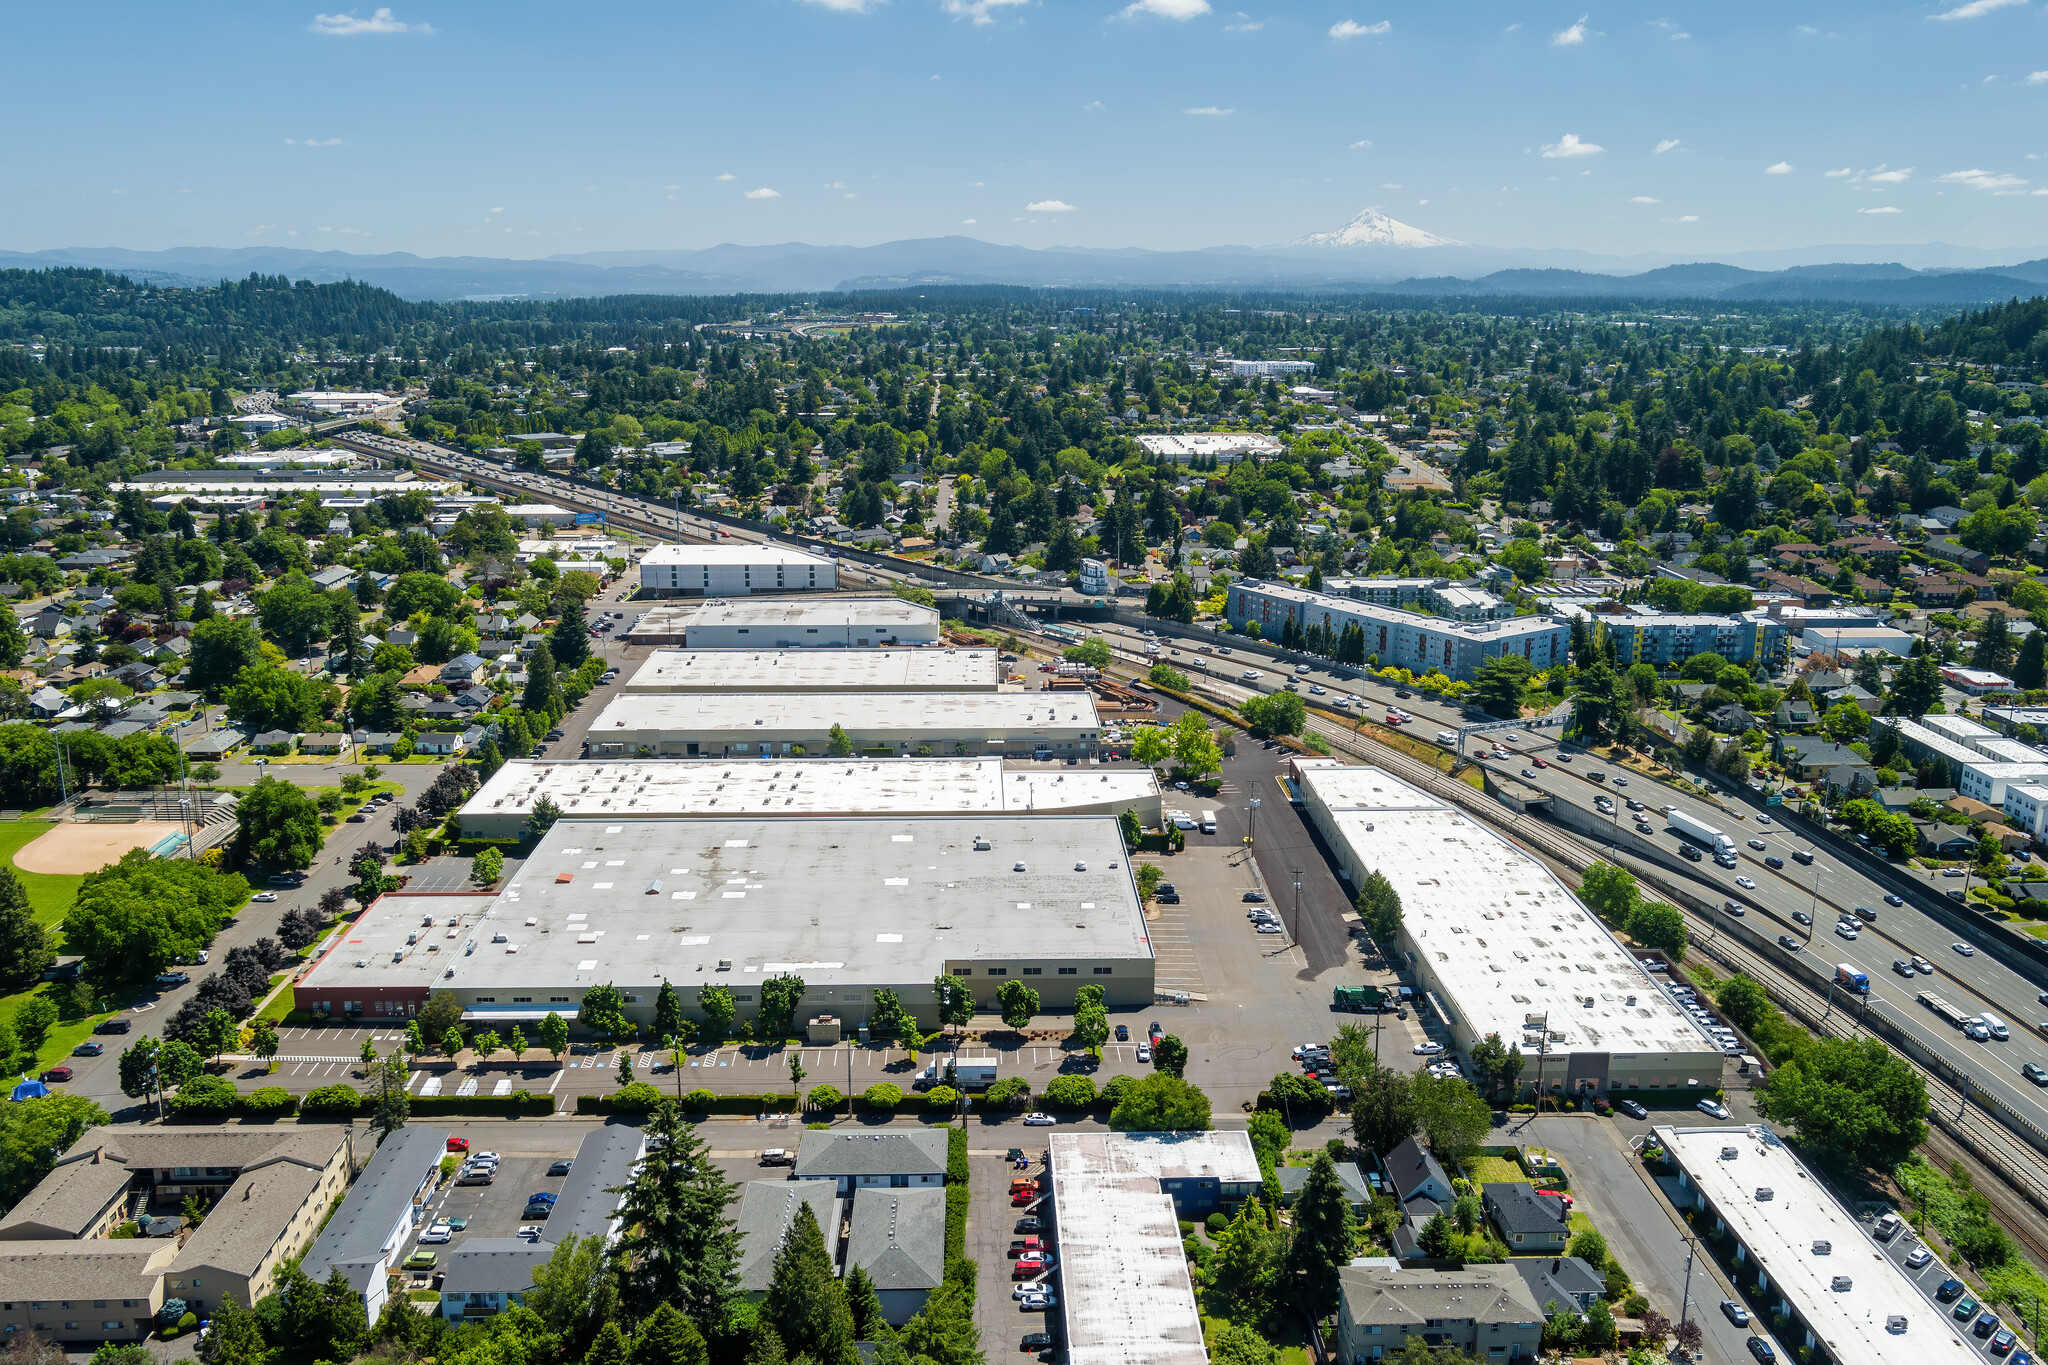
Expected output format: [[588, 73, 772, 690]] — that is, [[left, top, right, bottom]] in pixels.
[[973, 838, 992, 851], [1755, 1187, 1774, 1201], [355, 959, 368, 968], [1812, 1241, 1831, 1255], [1830, 1276, 1853, 1291], [1720, 1147, 1738, 1161]]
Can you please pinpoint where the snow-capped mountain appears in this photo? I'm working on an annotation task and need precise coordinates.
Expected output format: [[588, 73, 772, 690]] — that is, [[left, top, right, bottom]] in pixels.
[[1284, 208, 1464, 249]]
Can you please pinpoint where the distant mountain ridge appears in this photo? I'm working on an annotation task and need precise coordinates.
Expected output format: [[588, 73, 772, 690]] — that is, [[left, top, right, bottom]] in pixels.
[[3, 234, 2046, 306]]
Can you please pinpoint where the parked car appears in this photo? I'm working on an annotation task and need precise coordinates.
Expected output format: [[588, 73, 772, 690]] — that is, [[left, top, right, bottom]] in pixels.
[[72, 1041, 104, 1056], [759, 1149, 793, 1167], [39, 1066, 72, 1083], [418, 1223, 452, 1244], [1412, 1041, 1446, 1056], [1747, 1339, 1775, 1364], [447, 1137, 470, 1152], [548, 1159, 574, 1175], [1721, 1301, 1750, 1327], [403, 1251, 439, 1270], [95, 1018, 132, 1034], [1697, 1098, 1731, 1120], [1114, 1025, 1129, 1042], [1615, 1099, 1648, 1119], [252, 891, 278, 903], [1022, 1112, 1055, 1126]]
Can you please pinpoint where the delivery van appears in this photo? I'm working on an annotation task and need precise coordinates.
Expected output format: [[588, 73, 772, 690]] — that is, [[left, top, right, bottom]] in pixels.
[[1199, 810, 1217, 834]]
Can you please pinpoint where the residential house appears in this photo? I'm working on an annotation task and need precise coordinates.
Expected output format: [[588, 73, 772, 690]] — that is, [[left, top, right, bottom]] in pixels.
[[1480, 1182, 1570, 1253], [1504, 1256, 1606, 1314], [108, 662, 163, 692], [1772, 737, 1874, 784], [297, 1125, 447, 1320], [252, 730, 296, 755], [439, 653, 488, 685], [1381, 1136, 1455, 1257], [412, 731, 467, 756], [299, 733, 347, 756], [1924, 536, 1991, 576], [183, 729, 247, 761], [149, 637, 192, 663], [734, 1181, 840, 1299], [1916, 823, 1976, 857], [310, 566, 355, 592], [29, 685, 67, 719], [794, 1130, 948, 1197], [455, 687, 494, 711], [352, 730, 404, 754], [845, 1187, 947, 1327], [1276, 1161, 1371, 1211], [1706, 703, 1758, 734], [1336, 1264, 1544, 1362], [1773, 699, 1816, 729]]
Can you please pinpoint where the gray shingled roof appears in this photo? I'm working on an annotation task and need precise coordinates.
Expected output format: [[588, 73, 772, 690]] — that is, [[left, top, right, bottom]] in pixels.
[[735, 1181, 840, 1293], [1481, 1181, 1569, 1237], [299, 1124, 447, 1291], [439, 1239, 553, 1294], [0, 1242, 176, 1303], [795, 1129, 947, 1181], [1337, 1265, 1543, 1327], [550, 1125, 643, 1241], [845, 1187, 946, 1292]]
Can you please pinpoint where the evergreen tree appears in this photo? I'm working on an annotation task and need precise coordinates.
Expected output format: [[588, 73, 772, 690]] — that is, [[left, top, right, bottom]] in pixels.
[[609, 1098, 743, 1321], [586, 1319, 632, 1365], [761, 1202, 860, 1365], [2016, 630, 2046, 691], [632, 1302, 710, 1365], [654, 978, 686, 1043], [897, 1283, 983, 1365], [189, 586, 214, 622], [743, 1325, 788, 1365], [0, 865, 54, 988], [845, 1263, 888, 1342], [551, 608, 591, 670], [1283, 1152, 1359, 1316], [524, 641, 561, 717]]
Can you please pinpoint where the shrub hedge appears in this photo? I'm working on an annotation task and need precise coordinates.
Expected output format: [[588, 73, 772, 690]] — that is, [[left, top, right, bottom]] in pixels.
[[945, 1127, 969, 1266]]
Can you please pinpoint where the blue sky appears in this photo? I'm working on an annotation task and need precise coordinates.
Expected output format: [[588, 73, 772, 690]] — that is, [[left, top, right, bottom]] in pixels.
[[7, 0, 2048, 260]]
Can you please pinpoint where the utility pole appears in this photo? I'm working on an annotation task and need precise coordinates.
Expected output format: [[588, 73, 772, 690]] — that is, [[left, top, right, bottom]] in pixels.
[[1679, 1234, 1697, 1336], [1290, 865, 1303, 939]]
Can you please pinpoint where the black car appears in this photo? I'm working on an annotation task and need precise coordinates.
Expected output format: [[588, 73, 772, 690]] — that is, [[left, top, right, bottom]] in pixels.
[[1936, 1278, 1966, 1303], [1148, 1022, 1163, 1043], [547, 1160, 573, 1176], [1394, 690, 1411, 699], [95, 1018, 133, 1034], [1242, 891, 1267, 903], [1884, 893, 1905, 906], [1616, 1099, 1648, 1119], [522, 1203, 553, 1219], [1765, 856, 1784, 869], [1748, 1338, 1776, 1364], [1792, 911, 1812, 926], [1022, 1333, 1053, 1351], [1016, 1217, 1043, 1233], [1114, 1025, 1129, 1041], [1155, 891, 1180, 904]]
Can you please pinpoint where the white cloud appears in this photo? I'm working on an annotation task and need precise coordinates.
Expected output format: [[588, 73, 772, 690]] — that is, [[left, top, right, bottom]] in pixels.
[[825, 181, 846, 189], [1348, 139, 1373, 150], [844, 192, 857, 199], [1661, 214, 1700, 222], [247, 225, 276, 236], [1655, 138, 1680, 154], [1795, 23, 1818, 33], [309, 7, 433, 35], [963, 218, 977, 224], [1553, 13, 1590, 44], [1119, 0, 1209, 17], [1866, 165, 1913, 183], [1765, 161, 1794, 174], [1026, 199, 1078, 211], [1928, 0, 2023, 18], [1540, 132, 1604, 158], [1939, 167, 2028, 190], [1184, 105, 1235, 115], [798, 0, 880, 9], [1824, 166, 1853, 177], [941, 0, 1028, 22], [1381, 182, 1402, 189], [1669, 29, 1690, 38], [1083, 100, 1105, 111], [1223, 13, 1263, 30], [1628, 195, 1661, 203], [716, 172, 735, 181], [2027, 71, 2048, 84], [285, 136, 347, 146], [1858, 205, 1904, 214], [489, 206, 504, 213], [744, 187, 781, 198], [1329, 18, 1390, 38]]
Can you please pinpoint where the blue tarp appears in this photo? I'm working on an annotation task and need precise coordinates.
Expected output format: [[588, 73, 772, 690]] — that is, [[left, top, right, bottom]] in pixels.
[[11, 1076, 49, 1102]]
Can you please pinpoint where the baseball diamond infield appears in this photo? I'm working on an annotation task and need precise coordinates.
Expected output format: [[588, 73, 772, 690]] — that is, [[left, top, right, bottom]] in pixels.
[[12, 821, 191, 875]]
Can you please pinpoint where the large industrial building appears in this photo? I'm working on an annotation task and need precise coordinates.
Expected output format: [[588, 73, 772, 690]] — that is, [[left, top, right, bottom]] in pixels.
[[625, 596, 942, 647], [585, 691, 1100, 760], [623, 649, 999, 694], [1049, 1132, 1262, 1365], [1596, 611, 1785, 669], [1225, 580, 1569, 683], [458, 758, 1163, 839], [295, 815, 1155, 1028], [638, 543, 838, 597], [1658, 1123, 1964, 1365], [1292, 761, 1724, 1096]]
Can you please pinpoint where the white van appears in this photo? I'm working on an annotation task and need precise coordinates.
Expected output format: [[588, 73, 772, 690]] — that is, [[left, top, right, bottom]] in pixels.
[[1199, 810, 1217, 835], [1437, 730, 1458, 746], [1983, 1012, 2011, 1040]]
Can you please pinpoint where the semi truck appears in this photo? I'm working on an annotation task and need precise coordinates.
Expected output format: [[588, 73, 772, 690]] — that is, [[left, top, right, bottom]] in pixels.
[[912, 1055, 1000, 1091], [1918, 992, 1973, 1030], [1667, 809, 1739, 865], [1833, 964, 1869, 994]]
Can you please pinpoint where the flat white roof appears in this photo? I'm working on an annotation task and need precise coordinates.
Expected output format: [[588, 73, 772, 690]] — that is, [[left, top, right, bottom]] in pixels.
[[1235, 580, 1564, 640], [460, 758, 1160, 825], [452, 815, 1151, 991], [623, 650, 994, 692], [640, 543, 832, 569], [1296, 764, 1716, 1057], [630, 596, 940, 633], [1134, 432, 1284, 457], [1050, 1132, 1261, 1365], [590, 691, 1100, 738], [1658, 1124, 1967, 1365], [298, 893, 502, 995]]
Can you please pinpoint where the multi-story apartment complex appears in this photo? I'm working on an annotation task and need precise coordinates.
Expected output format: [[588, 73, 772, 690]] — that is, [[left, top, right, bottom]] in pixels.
[[1597, 611, 1785, 669], [1225, 580, 1568, 683]]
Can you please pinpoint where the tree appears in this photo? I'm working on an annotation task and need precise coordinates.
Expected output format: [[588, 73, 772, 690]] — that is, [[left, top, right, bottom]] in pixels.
[[1153, 1033, 1189, 1078], [1566, 1228, 1608, 1267], [1412, 1073, 1491, 1165], [1757, 1035, 1930, 1170], [1473, 653, 1534, 719], [1416, 1212, 1453, 1258], [845, 1263, 888, 1343], [1715, 974, 1772, 1035], [1071, 984, 1109, 1053], [2017, 630, 2047, 691], [187, 616, 263, 695], [587, 1320, 632, 1365], [225, 664, 335, 733], [1167, 710, 1222, 776], [64, 852, 250, 982], [443, 1026, 465, 1061], [0, 866, 52, 988], [1355, 869, 1403, 948], [699, 984, 736, 1043], [932, 972, 975, 1035], [1131, 725, 1172, 768], [202, 1292, 270, 1365], [373, 1050, 410, 1137], [1285, 1152, 1360, 1315], [579, 983, 632, 1043], [233, 775, 322, 870], [1577, 862, 1640, 926], [826, 723, 856, 758], [1063, 638, 1114, 669], [551, 607, 591, 670], [1467, 1033, 1523, 1097], [471, 847, 504, 888], [610, 1099, 743, 1321], [634, 1302, 710, 1365], [1108, 1073, 1212, 1130], [1890, 654, 1943, 719], [1207, 1196, 1277, 1317], [525, 1232, 617, 1357], [0, 1093, 108, 1211], [523, 641, 562, 718], [997, 978, 1040, 1030], [870, 986, 917, 1042], [654, 979, 685, 1042], [1350, 1063, 1418, 1154], [13, 994, 56, 1056], [760, 1198, 859, 1365], [525, 793, 564, 842], [1625, 901, 1688, 959], [540, 1010, 570, 1061], [1241, 690, 1307, 738], [279, 1264, 368, 1363]]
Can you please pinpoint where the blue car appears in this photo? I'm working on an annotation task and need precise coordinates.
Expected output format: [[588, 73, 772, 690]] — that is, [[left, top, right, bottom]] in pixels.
[[527, 1192, 557, 1205]]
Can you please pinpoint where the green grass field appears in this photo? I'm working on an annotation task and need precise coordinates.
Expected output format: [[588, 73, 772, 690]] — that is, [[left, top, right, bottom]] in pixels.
[[0, 820, 85, 925], [1463, 1154, 1526, 1187]]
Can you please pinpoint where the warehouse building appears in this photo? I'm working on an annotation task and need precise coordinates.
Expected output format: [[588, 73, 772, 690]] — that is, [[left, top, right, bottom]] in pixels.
[[626, 597, 942, 648], [1226, 580, 1568, 683], [1597, 612, 1785, 669], [586, 692, 1100, 761], [303, 816, 1154, 1028], [458, 758, 1162, 840], [623, 649, 998, 694], [1292, 762, 1723, 1096], [638, 543, 837, 597], [1050, 1132, 1262, 1365], [1657, 1123, 1963, 1365]]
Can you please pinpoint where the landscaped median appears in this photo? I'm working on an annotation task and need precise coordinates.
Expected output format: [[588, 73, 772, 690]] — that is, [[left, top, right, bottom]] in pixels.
[[163, 1080, 556, 1121]]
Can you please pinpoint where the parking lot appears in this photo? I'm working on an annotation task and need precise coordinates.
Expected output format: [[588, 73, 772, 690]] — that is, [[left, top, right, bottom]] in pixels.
[[397, 1139, 585, 1288], [966, 1140, 1058, 1357]]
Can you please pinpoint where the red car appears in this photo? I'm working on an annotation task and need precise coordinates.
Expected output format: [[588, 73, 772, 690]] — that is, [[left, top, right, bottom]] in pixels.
[[1531, 757, 1548, 768], [447, 1137, 470, 1152], [1011, 1190, 1037, 1207], [40, 1067, 73, 1083]]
